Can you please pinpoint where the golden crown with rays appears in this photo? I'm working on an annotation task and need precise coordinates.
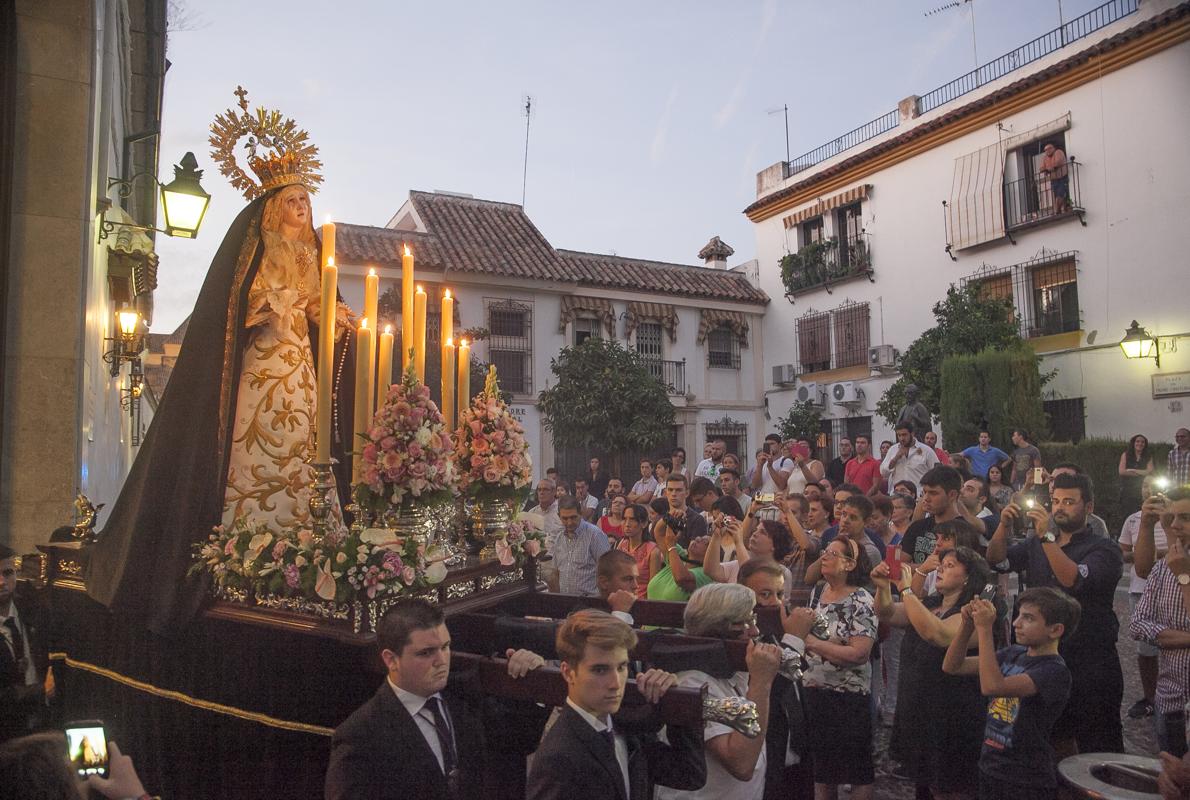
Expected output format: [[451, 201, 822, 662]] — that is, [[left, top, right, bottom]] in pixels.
[[208, 86, 323, 200]]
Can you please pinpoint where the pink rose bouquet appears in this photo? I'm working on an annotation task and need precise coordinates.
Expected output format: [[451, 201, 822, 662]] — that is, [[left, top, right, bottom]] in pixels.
[[454, 365, 533, 503], [355, 365, 458, 517]]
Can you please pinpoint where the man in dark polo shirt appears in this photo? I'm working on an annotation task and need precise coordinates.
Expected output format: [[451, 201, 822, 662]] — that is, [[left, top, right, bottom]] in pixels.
[[985, 472, 1124, 756]]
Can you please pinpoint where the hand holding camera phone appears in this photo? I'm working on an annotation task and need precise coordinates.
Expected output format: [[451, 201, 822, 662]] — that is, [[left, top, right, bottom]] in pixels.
[[65, 720, 109, 778]]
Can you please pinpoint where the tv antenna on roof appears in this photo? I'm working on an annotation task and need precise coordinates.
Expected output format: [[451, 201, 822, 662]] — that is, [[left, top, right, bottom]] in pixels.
[[766, 104, 790, 165], [924, 0, 978, 71], [521, 95, 533, 208]]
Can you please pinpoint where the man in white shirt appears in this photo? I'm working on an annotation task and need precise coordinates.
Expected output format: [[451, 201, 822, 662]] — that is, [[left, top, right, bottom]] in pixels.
[[326, 599, 545, 800], [573, 478, 600, 522], [751, 434, 793, 496], [879, 423, 938, 494], [628, 459, 659, 504], [695, 439, 727, 481], [528, 479, 564, 545]]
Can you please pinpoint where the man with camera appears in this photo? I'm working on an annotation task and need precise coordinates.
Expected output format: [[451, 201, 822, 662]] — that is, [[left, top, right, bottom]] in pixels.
[[655, 473, 707, 548], [985, 472, 1124, 756], [752, 434, 794, 496]]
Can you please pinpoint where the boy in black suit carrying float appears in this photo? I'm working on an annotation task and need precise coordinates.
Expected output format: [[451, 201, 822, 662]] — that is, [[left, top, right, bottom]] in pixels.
[[527, 609, 707, 800]]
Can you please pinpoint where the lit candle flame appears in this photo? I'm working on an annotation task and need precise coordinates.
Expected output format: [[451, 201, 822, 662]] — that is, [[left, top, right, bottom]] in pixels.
[[444, 289, 451, 299], [446, 337, 453, 347], [404, 245, 412, 257], [461, 339, 468, 347], [416, 285, 424, 293], [368, 267, 376, 277], [384, 324, 393, 334], [360, 318, 368, 330], [326, 256, 335, 267]]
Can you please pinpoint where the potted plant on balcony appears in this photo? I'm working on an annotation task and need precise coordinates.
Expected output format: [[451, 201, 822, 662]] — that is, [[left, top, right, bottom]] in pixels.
[[780, 239, 836, 295]]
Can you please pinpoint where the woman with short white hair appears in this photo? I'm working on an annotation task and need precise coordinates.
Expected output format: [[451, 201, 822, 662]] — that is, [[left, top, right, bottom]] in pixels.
[[656, 583, 782, 800]]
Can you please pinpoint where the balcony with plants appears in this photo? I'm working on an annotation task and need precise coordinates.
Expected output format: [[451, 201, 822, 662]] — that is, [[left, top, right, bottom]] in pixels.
[[780, 232, 873, 299]]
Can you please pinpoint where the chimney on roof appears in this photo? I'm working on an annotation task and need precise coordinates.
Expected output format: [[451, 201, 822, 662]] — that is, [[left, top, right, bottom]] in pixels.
[[698, 236, 735, 269]]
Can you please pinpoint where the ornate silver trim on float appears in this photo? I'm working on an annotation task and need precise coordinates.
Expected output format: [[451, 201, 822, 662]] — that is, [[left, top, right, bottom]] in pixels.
[[465, 498, 514, 559], [702, 696, 761, 738]]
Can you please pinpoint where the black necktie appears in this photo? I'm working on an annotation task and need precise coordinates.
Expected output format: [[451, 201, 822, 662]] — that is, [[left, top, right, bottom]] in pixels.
[[4, 617, 27, 677], [424, 696, 458, 776], [600, 727, 616, 753]]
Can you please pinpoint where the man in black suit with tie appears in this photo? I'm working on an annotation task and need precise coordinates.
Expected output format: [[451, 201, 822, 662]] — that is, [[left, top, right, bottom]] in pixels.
[[0, 545, 50, 743], [526, 609, 707, 800], [325, 598, 488, 800]]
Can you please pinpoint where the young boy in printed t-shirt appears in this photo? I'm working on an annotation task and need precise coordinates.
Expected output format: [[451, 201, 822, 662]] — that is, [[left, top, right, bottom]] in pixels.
[[942, 587, 1078, 800]]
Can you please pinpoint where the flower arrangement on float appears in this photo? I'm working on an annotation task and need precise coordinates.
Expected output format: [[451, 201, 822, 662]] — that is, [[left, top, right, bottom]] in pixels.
[[191, 517, 448, 605], [454, 365, 538, 556], [353, 365, 458, 519]]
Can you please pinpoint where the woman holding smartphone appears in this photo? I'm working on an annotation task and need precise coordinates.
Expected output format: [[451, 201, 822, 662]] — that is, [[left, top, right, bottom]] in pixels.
[[872, 547, 993, 799], [785, 438, 825, 496]]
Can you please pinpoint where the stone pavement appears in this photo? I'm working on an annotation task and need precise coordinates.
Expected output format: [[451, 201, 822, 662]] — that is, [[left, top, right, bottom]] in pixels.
[[870, 577, 1158, 799]]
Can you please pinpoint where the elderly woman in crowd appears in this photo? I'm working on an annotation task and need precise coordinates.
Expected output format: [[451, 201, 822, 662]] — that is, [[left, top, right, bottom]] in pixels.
[[655, 583, 782, 800], [873, 545, 993, 800], [785, 537, 878, 800]]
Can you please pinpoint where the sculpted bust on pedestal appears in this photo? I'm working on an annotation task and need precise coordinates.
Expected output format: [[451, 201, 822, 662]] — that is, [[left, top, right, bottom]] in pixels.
[[896, 384, 933, 442]]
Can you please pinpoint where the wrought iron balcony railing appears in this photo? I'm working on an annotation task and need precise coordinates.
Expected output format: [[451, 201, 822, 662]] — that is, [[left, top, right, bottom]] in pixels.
[[1004, 158, 1085, 230], [780, 233, 873, 298], [643, 359, 686, 396]]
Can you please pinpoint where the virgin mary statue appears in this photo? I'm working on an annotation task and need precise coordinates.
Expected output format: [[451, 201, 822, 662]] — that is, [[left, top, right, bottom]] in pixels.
[[87, 90, 356, 634]]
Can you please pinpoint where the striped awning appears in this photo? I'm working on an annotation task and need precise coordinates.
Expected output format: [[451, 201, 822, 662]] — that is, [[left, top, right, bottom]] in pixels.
[[783, 184, 871, 229], [558, 295, 616, 336], [697, 309, 749, 346], [624, 301, 678, 342], [945, 141, 1006, 250]]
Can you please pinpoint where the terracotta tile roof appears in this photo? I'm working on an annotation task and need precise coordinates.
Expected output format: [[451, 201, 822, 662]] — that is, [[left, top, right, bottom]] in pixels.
[[743, 3, 1190, 218], [557, 250, 768, 304], [143, 316, 190, 403], [335, 191, 768, 305]]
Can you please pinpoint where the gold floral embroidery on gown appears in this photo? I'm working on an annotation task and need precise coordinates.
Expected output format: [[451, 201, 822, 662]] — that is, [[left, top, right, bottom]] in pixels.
[[222, 231, 342, 531]]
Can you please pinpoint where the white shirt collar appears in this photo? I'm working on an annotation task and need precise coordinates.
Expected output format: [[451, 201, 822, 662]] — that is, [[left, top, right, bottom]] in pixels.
[[388, 677, 440, 718], [565, 697, 613, 734]]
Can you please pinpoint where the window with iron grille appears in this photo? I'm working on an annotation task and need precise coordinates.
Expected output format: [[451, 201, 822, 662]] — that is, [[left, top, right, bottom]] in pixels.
[[832, 301, 870, 368], [486, 298, 533, 395], [1030, 261, 1079, 337], [961, 253, 1079, 340], [1044, 397, 1085, 444], [574, 317, 601, 346], [797, 311, 831, 373], [707, 327, 740, 369], [635, 321, 663, 360], [704, 418, 747, 461]]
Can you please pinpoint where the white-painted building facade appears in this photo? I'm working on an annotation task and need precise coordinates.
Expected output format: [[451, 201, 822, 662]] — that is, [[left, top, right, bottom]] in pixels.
[[334, 191, 770, 482], [748, 0, 1190, 455]]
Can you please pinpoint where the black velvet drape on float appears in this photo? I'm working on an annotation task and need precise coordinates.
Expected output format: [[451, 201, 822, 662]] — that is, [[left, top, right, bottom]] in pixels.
[[50, 586, 379, 800], [85, 192, 356, 635]]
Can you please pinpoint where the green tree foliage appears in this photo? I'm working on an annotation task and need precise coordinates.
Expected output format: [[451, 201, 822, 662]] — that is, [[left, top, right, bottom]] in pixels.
[[538, 338, 675, 476], [940, 347, 1048, 451], [776, 400, 822, 442], [876, 284, 1024, 426]]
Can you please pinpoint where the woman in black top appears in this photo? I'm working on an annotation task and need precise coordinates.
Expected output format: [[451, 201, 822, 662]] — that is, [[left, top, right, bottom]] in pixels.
[[873, 546, 994, 799], [1118, 434, 1153, 518]]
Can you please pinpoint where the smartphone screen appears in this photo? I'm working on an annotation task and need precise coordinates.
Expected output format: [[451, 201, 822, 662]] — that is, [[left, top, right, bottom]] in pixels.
[[792, 444, 810, 460], [1033, 467, 1044, 484], [65, 721, 108, 778]]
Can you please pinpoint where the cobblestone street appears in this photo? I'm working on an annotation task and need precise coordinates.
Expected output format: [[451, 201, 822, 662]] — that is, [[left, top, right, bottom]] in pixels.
[[872, 578, 1157, 799]]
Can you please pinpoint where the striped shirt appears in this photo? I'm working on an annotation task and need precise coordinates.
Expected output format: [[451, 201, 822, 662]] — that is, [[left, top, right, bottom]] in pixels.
[[552, 520, 610, 595], [1129, 558, 1190, 715], [1170, 446, 1190, 488]]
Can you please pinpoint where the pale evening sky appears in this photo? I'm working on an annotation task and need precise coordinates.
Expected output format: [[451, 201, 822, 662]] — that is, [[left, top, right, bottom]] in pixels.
[[152, 0, 1103, 331]]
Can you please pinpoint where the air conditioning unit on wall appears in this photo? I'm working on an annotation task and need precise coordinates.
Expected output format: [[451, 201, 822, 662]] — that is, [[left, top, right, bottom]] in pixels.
[[831, 381, 863, 405], [869, 344, 899, 371], [796, 381, 825, 406], [772, 364, 799, 386]]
